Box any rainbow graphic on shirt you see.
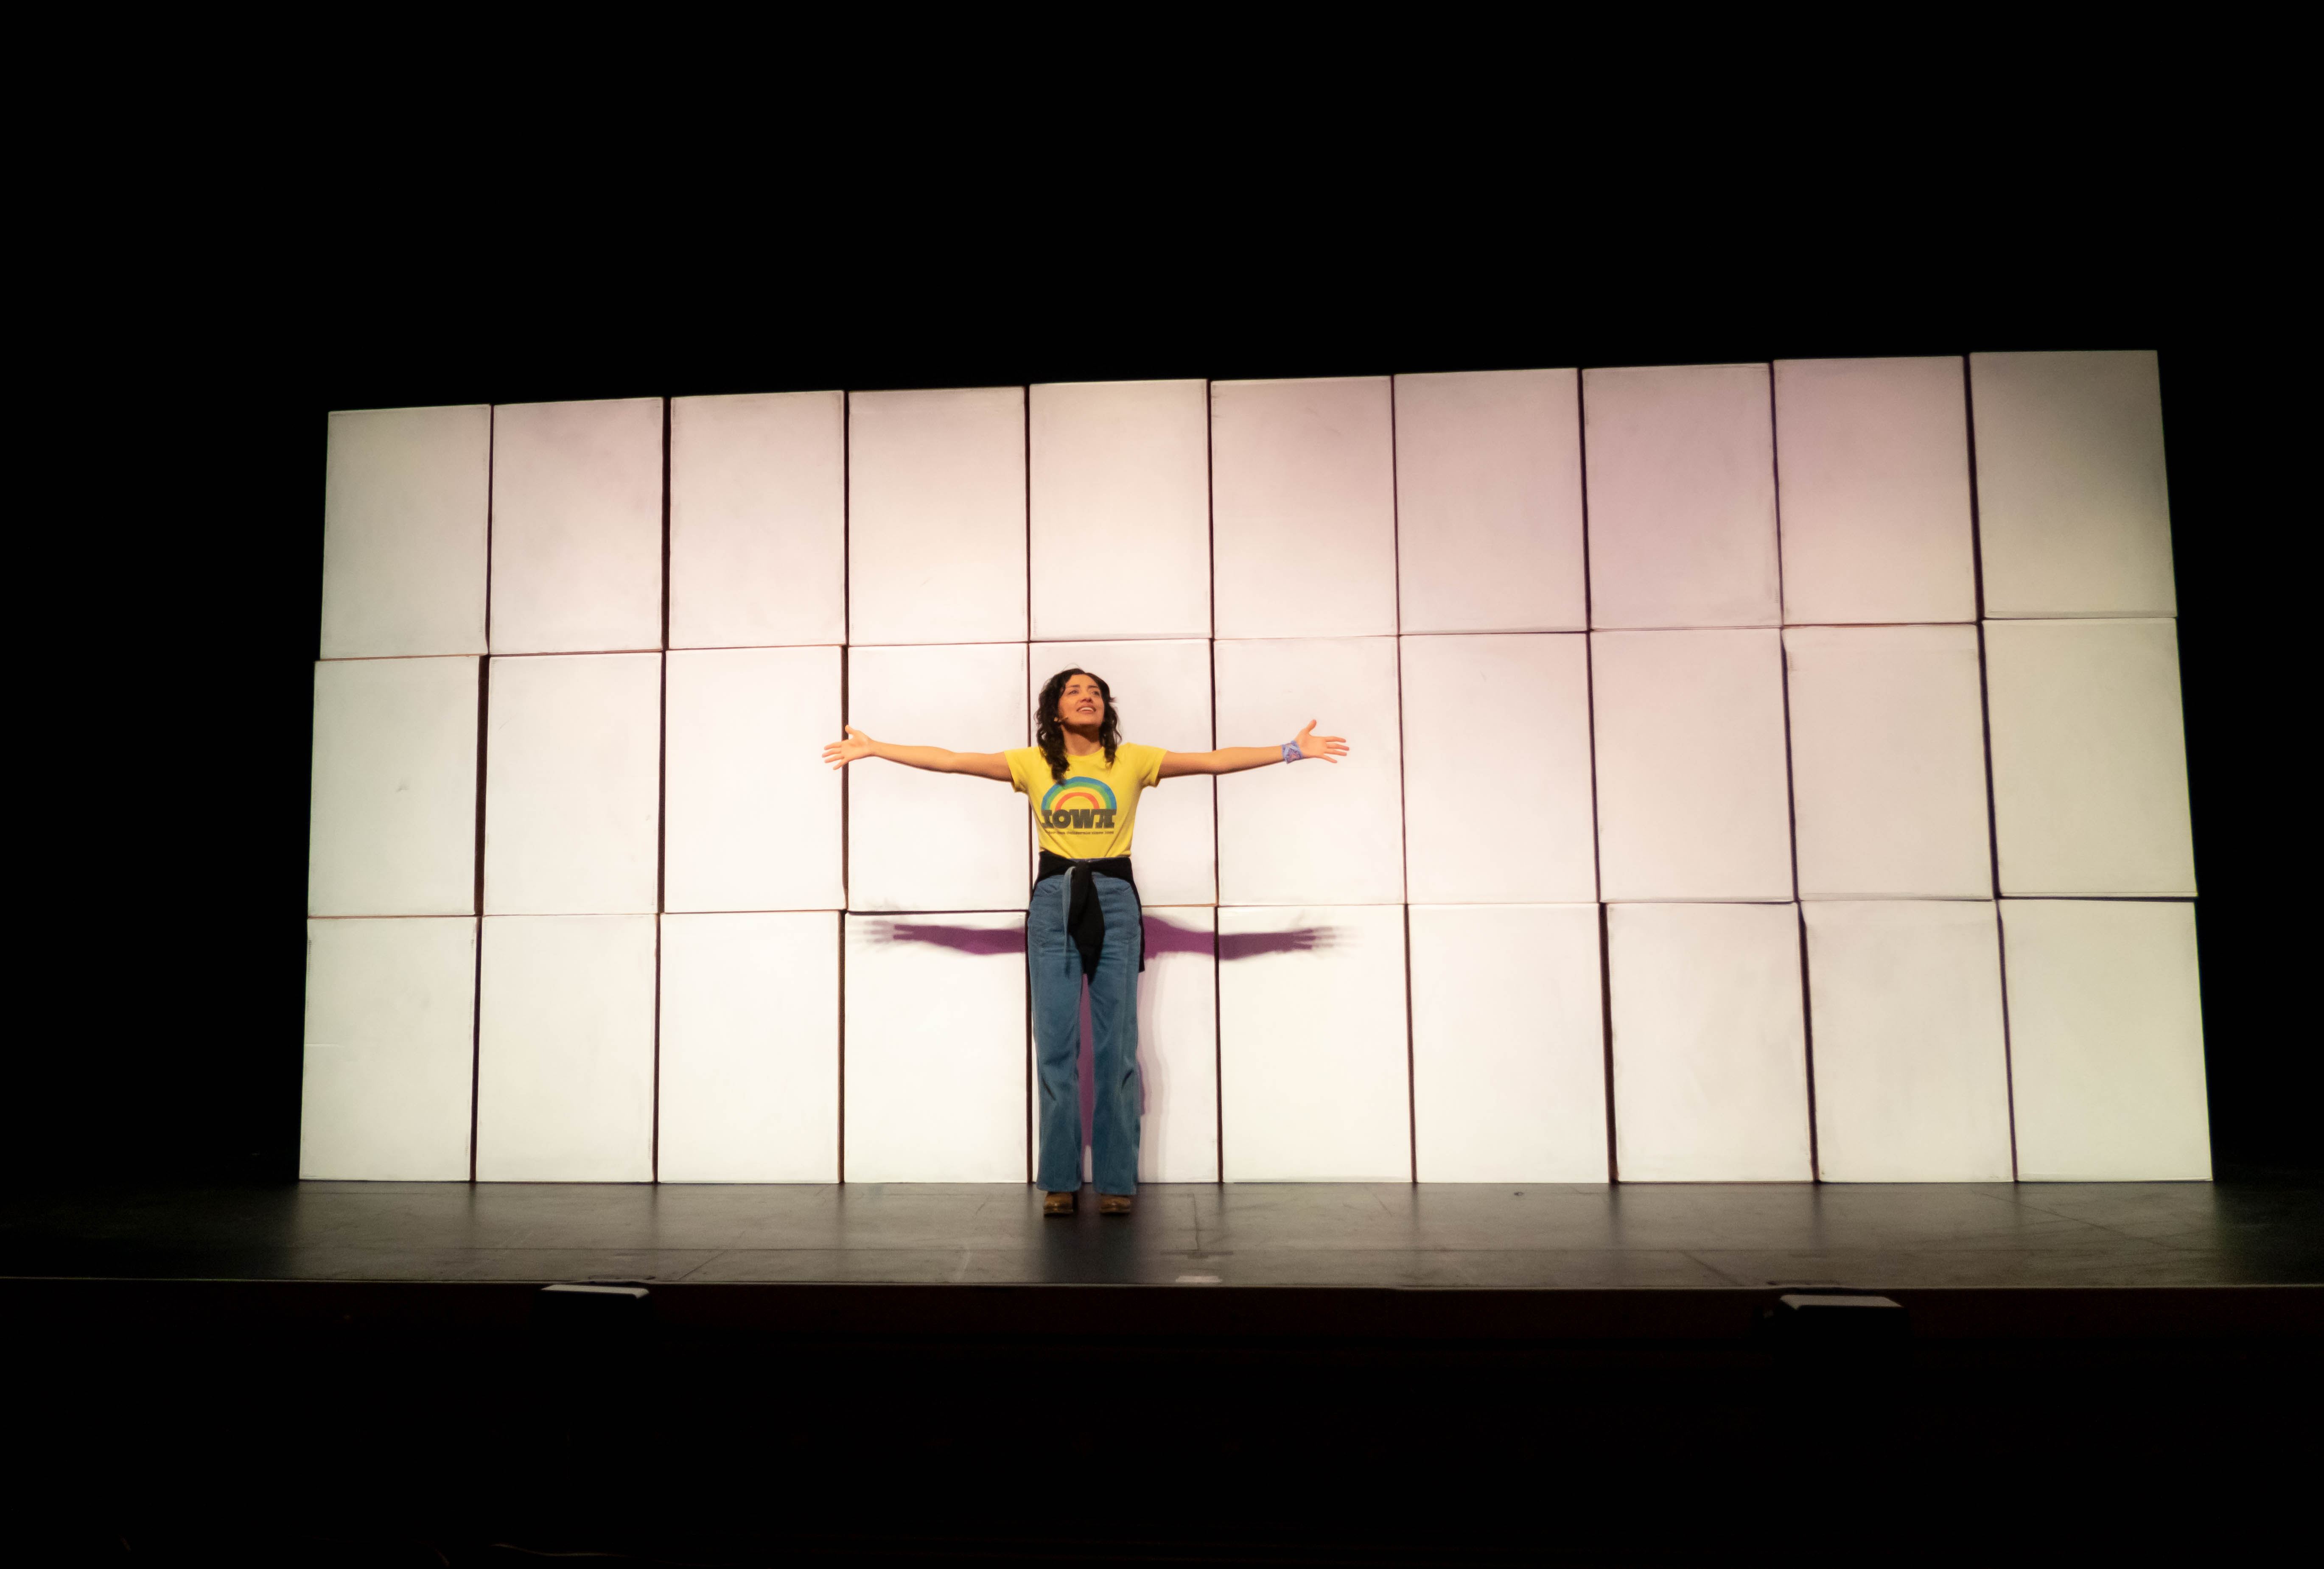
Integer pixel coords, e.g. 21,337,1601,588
1039,777,1119,831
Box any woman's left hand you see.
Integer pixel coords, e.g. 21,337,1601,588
1293,719,1348,762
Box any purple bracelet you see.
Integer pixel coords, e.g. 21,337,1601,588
1281,741,1303,764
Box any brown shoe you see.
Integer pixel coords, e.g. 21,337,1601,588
1098,1194,1133,1216
1042,1190,1077,1217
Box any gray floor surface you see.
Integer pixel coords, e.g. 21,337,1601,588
6,1177,2320,1288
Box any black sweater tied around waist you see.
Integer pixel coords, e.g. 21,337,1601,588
1036,850,1144,979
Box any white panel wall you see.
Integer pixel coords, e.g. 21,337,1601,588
1218,905,1410,1181
1210,377,1397,639
848,386,1026,646
1608,902,1812,1181
1400,634,1596,903
848,642,1028,912
1786,625,1992,900
1139,909,1219,1183
658,912,839,1182
1214,637,1404,905
1591,629,1793,902
1394,369,1586,633
1972,350,2175,618
1410,904,1606,1182
1772,357,1975,625
665,646,842,912
308,655,478,917
482,653,662,915
320,405,490,659
317,360,2198,1190
489,398,664,655
1028,639,1213,906
300,917,477,1180
475,914,657,1181
1583,364,1780,629
1804,901,2013,1181
843,913,1027,1182
1029,380,1210,641
669,390,845,649
1985,618,2195,896
2003,899,2209,1180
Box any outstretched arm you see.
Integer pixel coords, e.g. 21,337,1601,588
822,727,1013,782
1159,719,1349,779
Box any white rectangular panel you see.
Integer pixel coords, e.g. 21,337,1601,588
320,405,490,659
843,912,1027,1182
1394,369,1586,633
488,398,664,655
1786,625,1991,899
1218,905,1409,1181
665,646,843,912
300,917,476,1180
1804,901,2013,1181
309,655,479,917
475,914,656,1181
1027,640,1213,906
1410,904,1606,1182
1590,629,1792,902
1140,909,1219,1183
1214,637,1404,905
658,912,839,1182
1210,377,1397,638
847,386,1026,646
1985,618,2194,896
847,643,1028,912
1773,357,1975,625
1608,902,1812,1181
1029,380,1210,641
1583,363,1780,629
482,652,662,915
2002,899,2209,1180
1971,350,2175,618
1400,634,1596,903
669,390,844,649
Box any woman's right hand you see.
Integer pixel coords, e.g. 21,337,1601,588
822,727,878,770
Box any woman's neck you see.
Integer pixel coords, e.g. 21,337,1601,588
1061,723,1104,757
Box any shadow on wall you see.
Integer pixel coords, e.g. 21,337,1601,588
866,913,1340,1152
860,915,1339,959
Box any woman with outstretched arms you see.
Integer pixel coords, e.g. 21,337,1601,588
824,667,1348,1215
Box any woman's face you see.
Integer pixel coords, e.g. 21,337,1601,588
1057,674,1106,727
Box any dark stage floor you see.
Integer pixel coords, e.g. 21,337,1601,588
10,1177,2322,1563
7,1176,2321,1289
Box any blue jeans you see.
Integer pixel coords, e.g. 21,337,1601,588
1029,869,1142,1195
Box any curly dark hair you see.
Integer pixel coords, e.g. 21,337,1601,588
1035,668,1120,784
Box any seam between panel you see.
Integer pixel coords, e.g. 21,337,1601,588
1770,365,1820,1183
1578,369,1618,1184
1964,355,2022,1183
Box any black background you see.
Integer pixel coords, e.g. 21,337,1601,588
26,189,2302,1186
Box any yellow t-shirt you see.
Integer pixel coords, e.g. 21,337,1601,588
1006,742,1167,861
